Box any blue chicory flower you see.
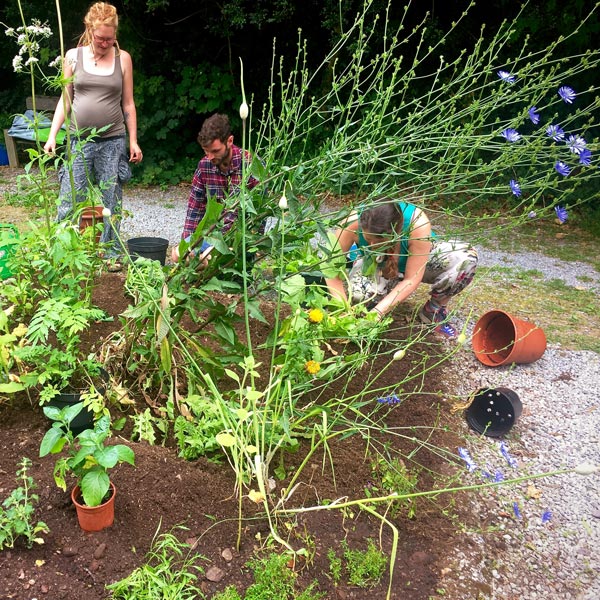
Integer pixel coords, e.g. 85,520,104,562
541,510,552,524
566,134,587,155
494,470,504,482
579,148,592,166
558,85,576,104
513,502,522,519
458,447,477,472
499,441,518,468
554,205,568,224
376,394,401,404
527,211,537,219
554,161,571,177
501,128,521,142
509,179,522,197
546,124,565,141
497,70,516,83
528,106,540,125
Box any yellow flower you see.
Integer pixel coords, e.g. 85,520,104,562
305,360,321,375
307,308,324,324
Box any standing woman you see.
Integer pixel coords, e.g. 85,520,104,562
325,200,478,338
44,2,142,268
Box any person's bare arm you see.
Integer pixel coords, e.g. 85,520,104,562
44,49,75,154
120,50,142,163
324,214,360,303
372,208,432,317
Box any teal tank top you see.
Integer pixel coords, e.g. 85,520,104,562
356,202,434,274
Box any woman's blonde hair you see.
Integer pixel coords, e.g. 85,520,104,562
78,2,120,53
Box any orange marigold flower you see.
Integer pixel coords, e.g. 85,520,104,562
307,308,324,324
305,360,321,375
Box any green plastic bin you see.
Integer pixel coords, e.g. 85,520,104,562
0,224,19,280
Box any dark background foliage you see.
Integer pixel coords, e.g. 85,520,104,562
1,0,598,184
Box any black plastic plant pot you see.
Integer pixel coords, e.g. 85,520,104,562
465,387,523,437
127,237,169,265
46,369,109,436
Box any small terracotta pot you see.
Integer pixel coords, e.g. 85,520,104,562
79,206,105,243
71,481,115,532
466,387,523,437
472,310,546,366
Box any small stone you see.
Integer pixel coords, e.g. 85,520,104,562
93,542,107,559
62,546,78,557
89,559,101,573
205,566,225,582
440,567,452,576
591,509,600,519
41,585,49,594
221,548,233,562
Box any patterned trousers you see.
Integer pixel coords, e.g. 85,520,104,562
57,136,131,257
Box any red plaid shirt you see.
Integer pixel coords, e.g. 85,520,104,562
182,144,260,240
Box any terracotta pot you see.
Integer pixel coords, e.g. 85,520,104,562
465,387,523,437
71,481,115,532
79,206,105,243
472,310,546,366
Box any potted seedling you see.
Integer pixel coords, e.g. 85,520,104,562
39,402,135,532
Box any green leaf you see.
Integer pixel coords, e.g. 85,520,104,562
0,381,25,393
39,426,67,457
80,470,110,507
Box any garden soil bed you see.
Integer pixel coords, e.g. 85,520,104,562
0,270,484,600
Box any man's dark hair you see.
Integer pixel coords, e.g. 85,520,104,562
197,113,231,146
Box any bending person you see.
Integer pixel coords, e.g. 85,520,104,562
44,1,142,269
325,199,478,338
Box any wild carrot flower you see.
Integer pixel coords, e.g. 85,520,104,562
501,128,521,142
509,179,521,197
554,161,571,177
305,360,321,375
497,70,515,83
499,441,518,468
566,135,587,155
458,447,477,472
579,148,592,166
307,308,324,324
546,124,565,141
558,85,576,104
528,106,540,124
554,205,568,224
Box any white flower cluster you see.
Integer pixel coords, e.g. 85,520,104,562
5,19,52,73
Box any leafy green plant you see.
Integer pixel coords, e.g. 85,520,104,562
342,538,387,588
0,457,48,550
367,454,419,518
242,552,324,600
39,402,135,507
106,525,205,599
327,548,342,585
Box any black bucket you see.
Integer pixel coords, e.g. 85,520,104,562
465,387,523,437
127,237,169,265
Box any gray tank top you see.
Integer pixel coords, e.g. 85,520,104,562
70,46,125,138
